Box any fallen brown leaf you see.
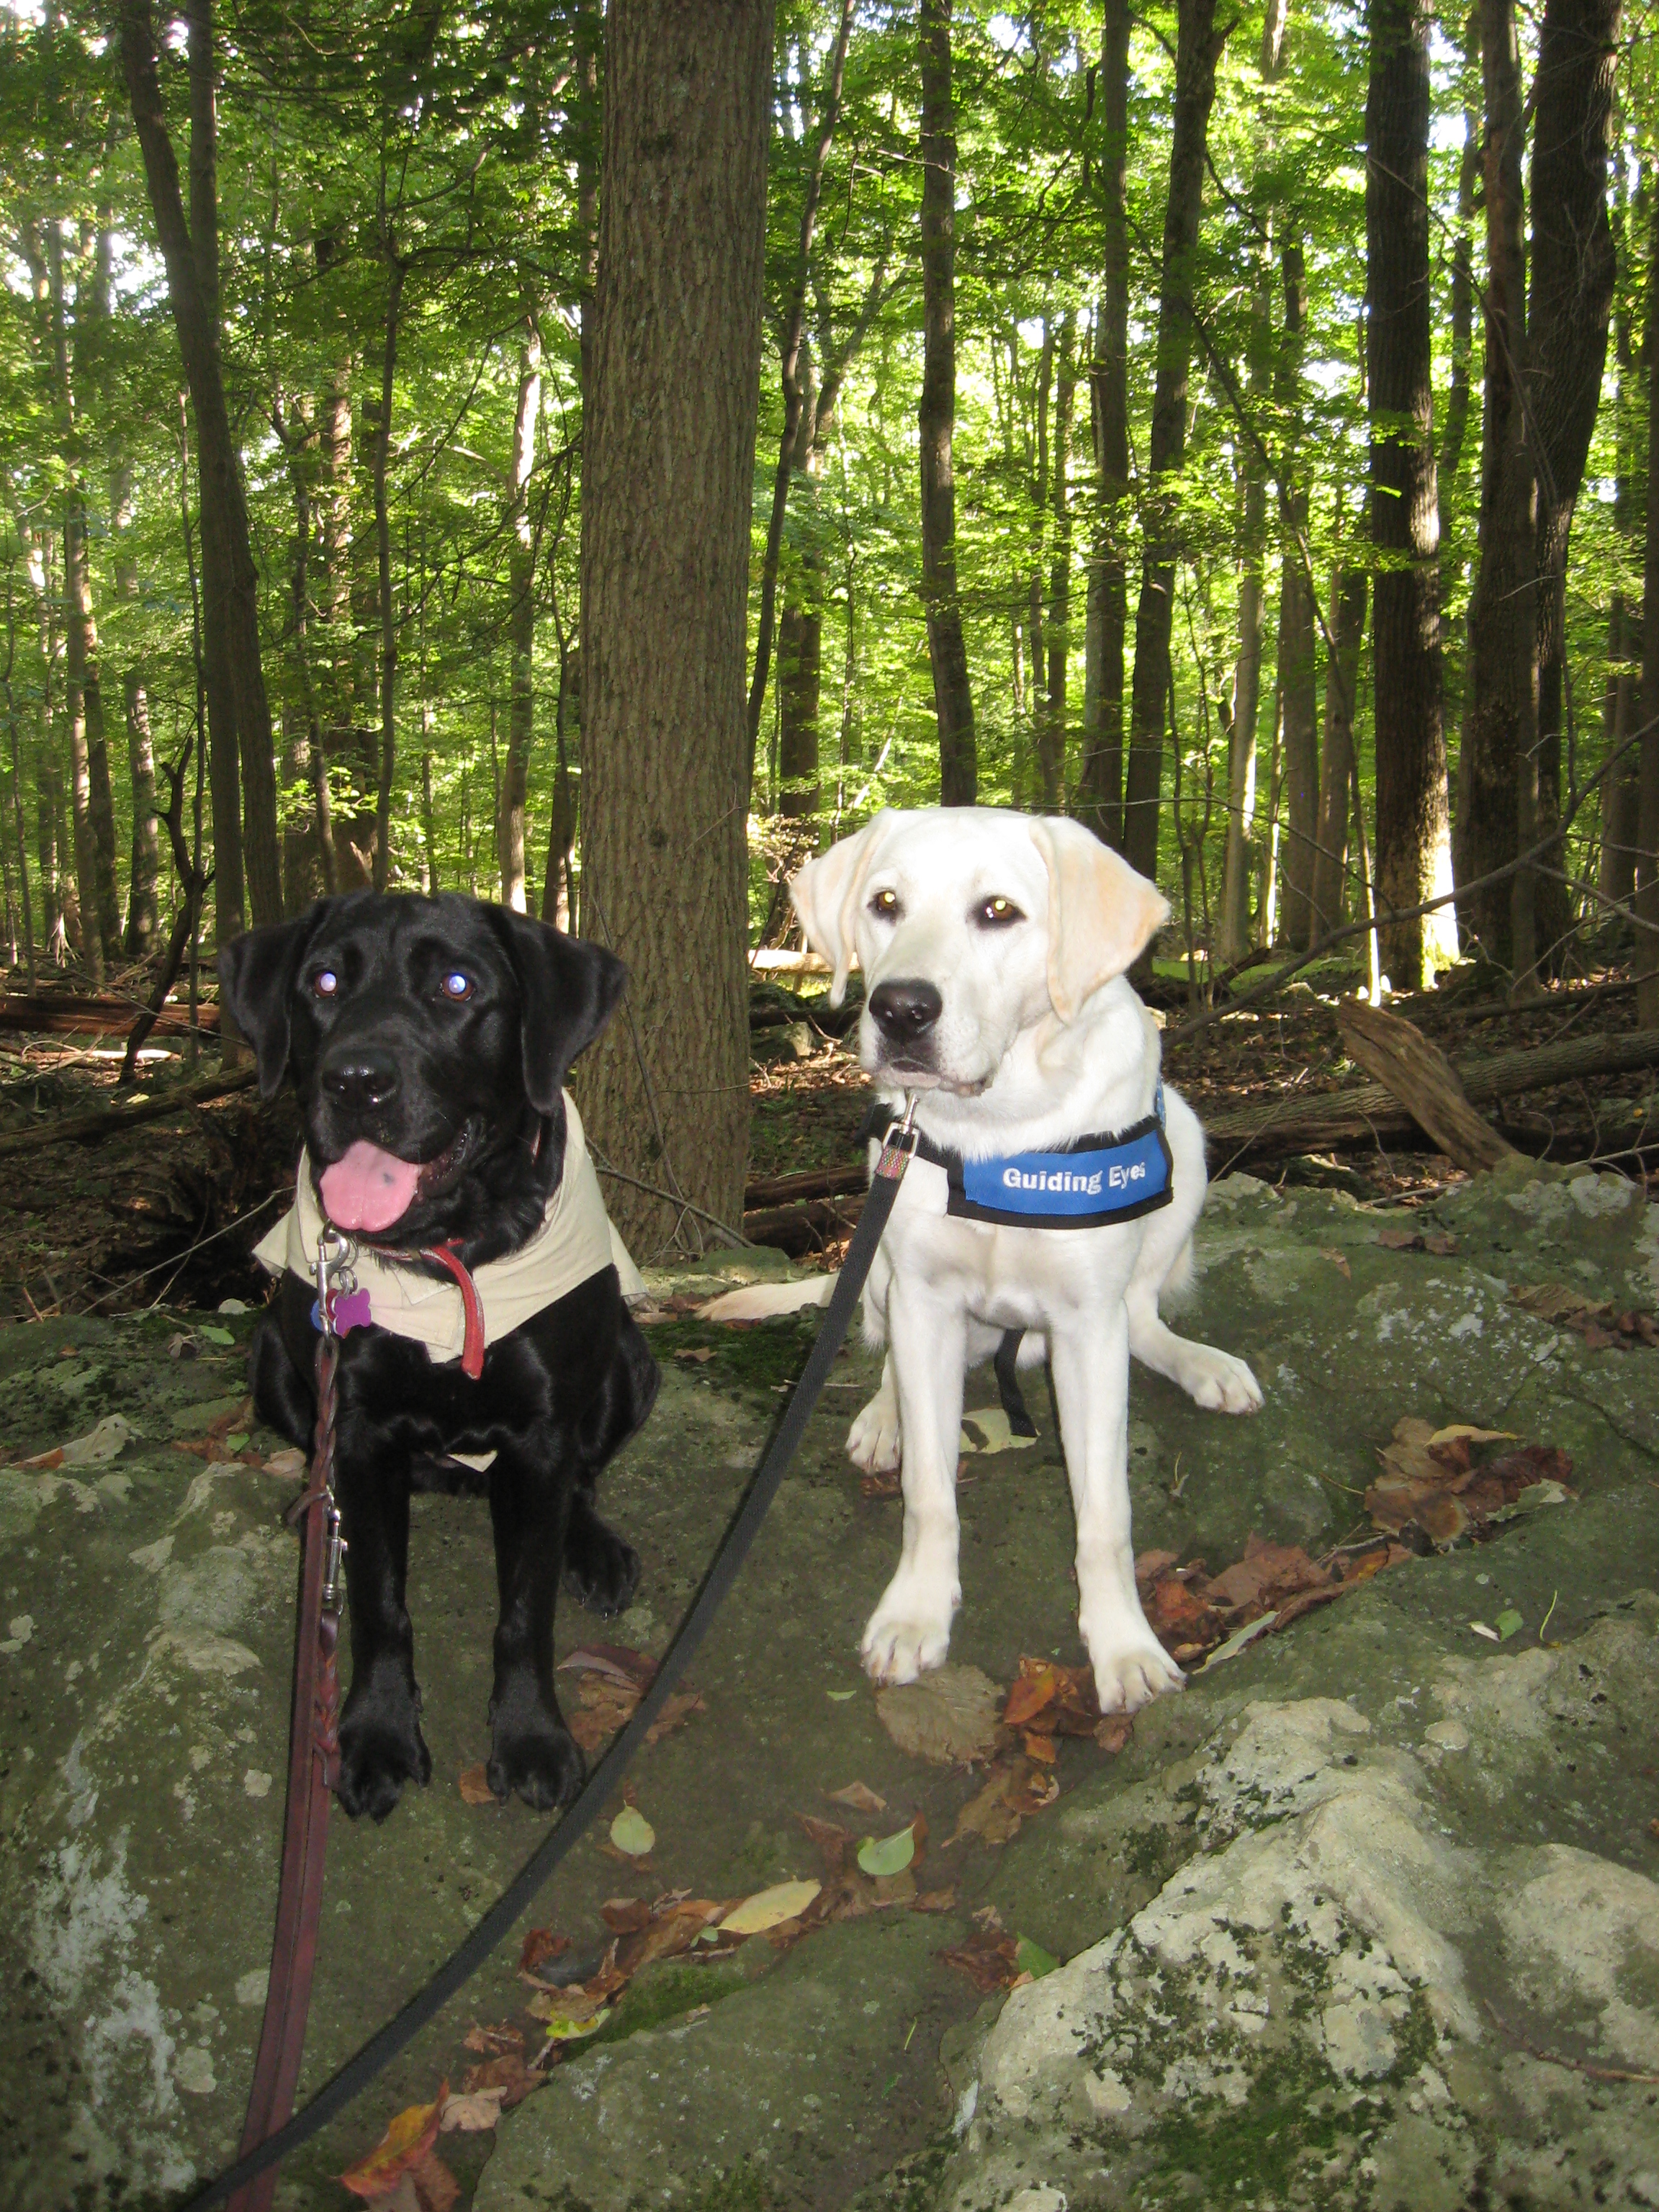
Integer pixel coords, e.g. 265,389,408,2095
912,1887,957,1914
459,2054,541,2109
644,1689,706,1745
457,1763,497,1807
339,2085,446,2199
876,1664,1003,1764
408,2151,460,2212
827,1780,886,1815
462,2022,523,2056
1318,1246,1352,1279
1094,1714,1134,1754
518,1928,571,1981
940,1927,1022,1993
796,1812,853,1875
439,2089,506,2134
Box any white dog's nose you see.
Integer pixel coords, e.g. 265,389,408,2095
868,979,943,1048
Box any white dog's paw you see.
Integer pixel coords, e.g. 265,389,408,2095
847,1393,902,1473
1087,1631,1186,1715
1177,1344,1263,1416
860,1577,956,1684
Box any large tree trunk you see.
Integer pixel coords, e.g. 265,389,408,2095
1457,0,1537,974
44,223,117,981
746,0,855,781
1274,242,1319,949
1637,178,1659,1028
1599,164,1640,906
1527,0,1620,961
918,0,976,804
1218,0,1287,959
121,0,284,949
499,318,541,910
1437,15,1480,750
1123,0,1227,886
1367,0,1456,988
1310,554,1367,939
1039,312,1075,813
369,257,405,893
577,0,770,1252
1079,0,1131,852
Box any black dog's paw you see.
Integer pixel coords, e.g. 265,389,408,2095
487,1702,585,1813
563,1496,641,1617
336,1686,432,1823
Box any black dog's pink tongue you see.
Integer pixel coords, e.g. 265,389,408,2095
318,1142,422,1233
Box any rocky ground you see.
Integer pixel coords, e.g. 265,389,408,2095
5,1155,1659,2211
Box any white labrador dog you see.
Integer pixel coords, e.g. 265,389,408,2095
724,806,1261,1715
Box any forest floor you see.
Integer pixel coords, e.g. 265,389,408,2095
2,960,1658,2211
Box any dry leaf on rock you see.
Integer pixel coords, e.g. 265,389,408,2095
462,2021,523,2056
339,2085,446,2198
518,1930,571,1982
1318,1246,1352,1279
876,1664,1003,1764
1002,1657,1099,1737
600,1897,652,1936
1365,1417,1573,1550
720,1879,822,1936
912,1886,957,1914
557,1643,657,1690
263,1447,306,1479
946,1755,1055,1848
940,1927,1022,1993
1094,1714,1134,1753
567,1675,640,1753
457,1763,496,1807
439,2088,506,2134
459,2054,541,2108
860,1466,902,1500
644,1690,705,1745
827,1780,886,1815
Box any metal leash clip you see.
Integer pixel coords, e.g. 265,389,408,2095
875,1092,920,1182
313,1228,358,1340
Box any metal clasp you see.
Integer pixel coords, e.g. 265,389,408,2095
321,1503,348,1612
875,1093,920,1182
314,1226,357,1340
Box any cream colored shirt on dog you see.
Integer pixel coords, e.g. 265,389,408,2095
253,1091,644,1367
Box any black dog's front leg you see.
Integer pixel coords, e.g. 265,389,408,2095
333,1417,431,1822
486,1445,585,1812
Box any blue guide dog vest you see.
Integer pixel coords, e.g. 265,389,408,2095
867,1087,1175,1442
871,1083,1174,1231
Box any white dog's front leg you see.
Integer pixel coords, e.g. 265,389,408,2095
860,1292,966,1685
1048,1317,1184,1714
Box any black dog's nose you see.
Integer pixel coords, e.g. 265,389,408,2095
320,1046,401,1113
868,979,943,1047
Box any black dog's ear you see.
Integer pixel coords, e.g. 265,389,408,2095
486,908,626,1112
217,907,327,1101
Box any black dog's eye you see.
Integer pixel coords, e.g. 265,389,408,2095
868,888,900,920
440,971,475,1002
974,896,1024,930
312,968,340,999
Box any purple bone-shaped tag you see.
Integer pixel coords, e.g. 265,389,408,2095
331,1287,374,1336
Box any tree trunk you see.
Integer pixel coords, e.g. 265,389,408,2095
499,318,541,911
1274,242,1320,949
1310,556,1367,940
121,0,287,947
1123,0,1228,886
746,0,855,778
1079,0,1131,851
1437,7,1480,739
1457,0,1537,974
1218,0,1287,958
370,257,405,894
1367,0,1456,988
1636,176,1659,1028
918,0,976,804
577,0,771,1251
1527,0,1620,962
44,223,114,981
1599,163,1640,907
1039,312,1074,813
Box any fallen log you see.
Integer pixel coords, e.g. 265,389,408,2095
0,992,219,1038
742,1190,865,1254
1336,1000,1519,1172
0,1066,255,1159
742,1161,868,1210
1200,1025,1659,1164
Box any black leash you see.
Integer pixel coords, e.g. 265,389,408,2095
180,1102,917,2209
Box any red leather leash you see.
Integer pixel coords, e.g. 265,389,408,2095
228,1244,350,2212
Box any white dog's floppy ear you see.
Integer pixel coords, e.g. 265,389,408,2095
1030,816,1169,1021
790,811,889,1006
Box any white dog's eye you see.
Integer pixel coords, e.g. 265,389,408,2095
868,888,900,920
974,896,1024,930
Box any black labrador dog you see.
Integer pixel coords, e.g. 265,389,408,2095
220,891,657,1823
